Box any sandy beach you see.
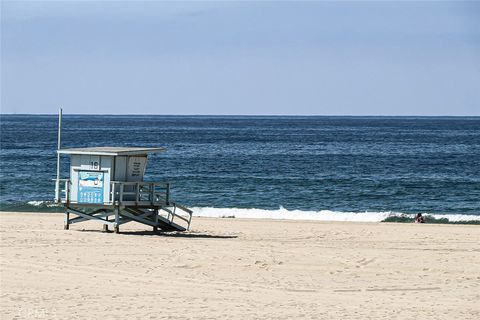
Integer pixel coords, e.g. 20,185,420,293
1,212,479,319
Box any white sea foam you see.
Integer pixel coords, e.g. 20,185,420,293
26,200,59,208
20,202,480,222
191,206,480,223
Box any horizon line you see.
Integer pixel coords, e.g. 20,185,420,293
1,113,480,117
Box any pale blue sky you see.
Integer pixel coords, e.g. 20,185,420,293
1,0,479,115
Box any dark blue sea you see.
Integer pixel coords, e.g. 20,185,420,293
1,115,479,223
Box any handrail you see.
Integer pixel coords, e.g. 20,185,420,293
109,180,170,186
174,202,193,214
55,179,173,208
109,181,170,206
53,178,71,204
158,201,193,230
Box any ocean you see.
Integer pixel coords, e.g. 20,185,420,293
1,115,479,223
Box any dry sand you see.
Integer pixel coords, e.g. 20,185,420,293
1,212,479,320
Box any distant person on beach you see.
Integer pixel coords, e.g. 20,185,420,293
414,213,425,223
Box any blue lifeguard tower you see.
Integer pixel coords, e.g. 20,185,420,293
53,111,192,233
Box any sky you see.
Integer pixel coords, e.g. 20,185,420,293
1,0,479,115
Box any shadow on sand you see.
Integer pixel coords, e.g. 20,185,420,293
77,229,238,239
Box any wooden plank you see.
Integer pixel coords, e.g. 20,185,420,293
156,215,186,231
119,210,157,227
67,208,115,227
69,211,111,224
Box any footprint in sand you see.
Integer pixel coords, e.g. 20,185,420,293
254,260,269,268
355,258,376,268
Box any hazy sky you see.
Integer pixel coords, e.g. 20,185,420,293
1,0,479,115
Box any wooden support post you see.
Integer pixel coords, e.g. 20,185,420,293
104,210,110,232
64,210,70,230
153,209,158,233
114,207,120,233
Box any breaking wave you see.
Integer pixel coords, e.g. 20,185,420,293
0,201,63,212
1,202,479,224
190,206,480,224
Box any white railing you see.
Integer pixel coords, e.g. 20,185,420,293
158,202,194,230
54,179,71,204
55,179,170,206
109,181,170,206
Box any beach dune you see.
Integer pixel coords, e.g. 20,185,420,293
1,212,479,319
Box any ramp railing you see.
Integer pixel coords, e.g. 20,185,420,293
157,202,193,230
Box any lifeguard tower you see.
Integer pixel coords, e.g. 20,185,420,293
53,111,192,233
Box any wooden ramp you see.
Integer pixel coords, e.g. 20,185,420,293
125,203,192,232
